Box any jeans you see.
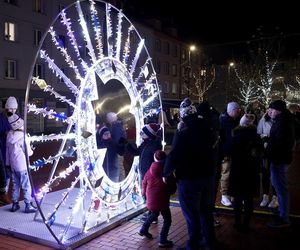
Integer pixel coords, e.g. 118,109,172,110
178,178,215,250
11,170,32,203
270,163,289,222
141,209,172,242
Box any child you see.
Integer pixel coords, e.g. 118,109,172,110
138,150,176,248
6,114,37,213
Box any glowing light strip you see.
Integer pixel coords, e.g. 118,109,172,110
122,25,133,66
129,39,144,75
28,133,76,143
106,3,113,57
115,9,123,60
31,78,76,108
49,27,83,81
60,9,89,71
76,1,97,64
89,0,104,59
40,50,79,95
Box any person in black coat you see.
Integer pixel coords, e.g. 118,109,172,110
163,98,215,250
266,100,295,228
228,114,263,232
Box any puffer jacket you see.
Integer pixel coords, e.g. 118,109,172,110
142,161,176,212
6,130,33,172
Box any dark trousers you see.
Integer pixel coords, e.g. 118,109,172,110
178,179,215,250
233,195,253,227
141,208,172,242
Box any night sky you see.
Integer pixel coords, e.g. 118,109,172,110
123,0,300,63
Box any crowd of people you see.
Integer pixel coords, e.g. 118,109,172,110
135,98,298,250
0,95,299,249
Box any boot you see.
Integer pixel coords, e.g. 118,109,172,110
25,202,37,213
11,202,20,212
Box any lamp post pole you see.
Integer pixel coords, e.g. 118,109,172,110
227,62,235,102
186,45,196,97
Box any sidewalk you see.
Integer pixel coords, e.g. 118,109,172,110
0,203,299,250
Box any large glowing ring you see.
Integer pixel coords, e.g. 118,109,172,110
24,0,163,244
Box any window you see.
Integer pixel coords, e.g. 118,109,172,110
172,44,178,57
164,42,170,55
34,29,42,46
172,83,177,94
5,0,18,5
164,81,170,93
155,39,161,52
182,49,186,60
33,64,44,78
33,0,43,13
171,64,177,76
155,59,161,74
164,62,170,75
5,60,17,79
4,22,16,41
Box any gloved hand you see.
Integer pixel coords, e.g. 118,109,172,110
118,137,128,145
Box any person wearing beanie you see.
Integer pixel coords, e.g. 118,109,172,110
179,97,197,120
138,150,176,248
266,99,295,228
5,114,37,213
142,123,160,140
105,112,126,182
96,125,124,182
219,101,241,207
163,97,216,250
5,96,18,114
227,113,263,232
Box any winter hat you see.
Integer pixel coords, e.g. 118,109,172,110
106,112,118,123
8,114,24,130
269,100,287,112
239,114,255,127
5,96,18,109
227,102,240,114
179,98,197,118
154,150,166,162
98,126,110,139
142,123,160,139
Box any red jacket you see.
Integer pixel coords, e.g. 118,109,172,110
142,161,177,212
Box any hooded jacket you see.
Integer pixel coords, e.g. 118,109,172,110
142,161,176,212
6,130,33,172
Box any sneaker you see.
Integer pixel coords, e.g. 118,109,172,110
138,230,153,239
267,217,290,228
11,202,20,212
152,219,158,224
221,195,232,206
25,203,37,213
260,194,269,207
159,240,173,248
268,195,279,208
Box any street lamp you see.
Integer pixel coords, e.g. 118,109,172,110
185,45,196,97
227,62,235,102
188,45,196,65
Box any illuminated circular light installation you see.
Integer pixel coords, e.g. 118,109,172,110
24,0,163,244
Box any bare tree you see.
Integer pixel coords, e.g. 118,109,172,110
191,66,216,102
